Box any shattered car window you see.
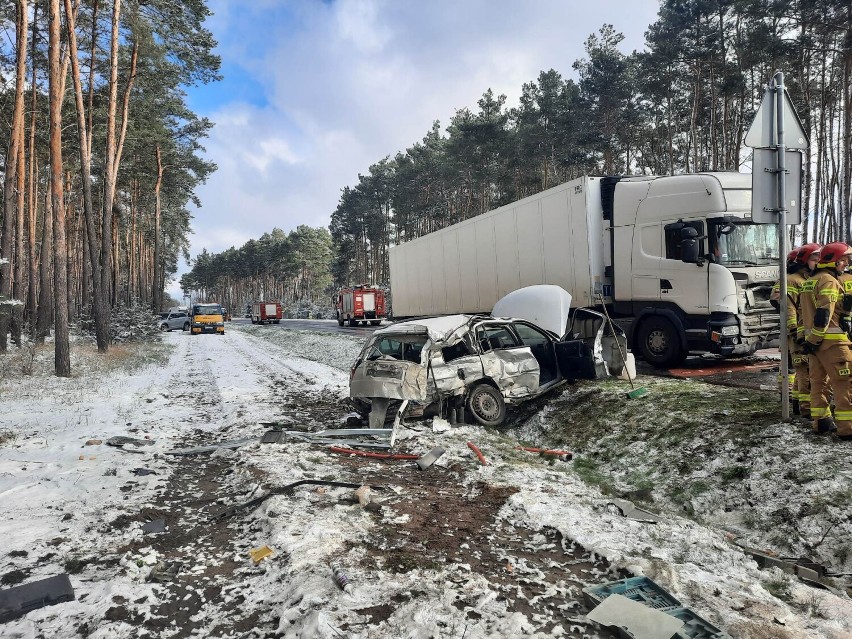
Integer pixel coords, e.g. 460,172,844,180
365,336,427,363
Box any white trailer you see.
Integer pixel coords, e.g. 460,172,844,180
389,173,781,367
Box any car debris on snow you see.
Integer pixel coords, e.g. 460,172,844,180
415,446,445,470
607,498,662,524
0,574,75,623
141,518,166,535
249,545,274,565
105,436,154,448
586,593,684,639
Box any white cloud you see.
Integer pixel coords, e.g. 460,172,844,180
174,0,661,298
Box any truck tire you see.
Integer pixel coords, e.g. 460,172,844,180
370,320,381,326
337,313,344,327
273,320,280,324
348,317,357,327
635,316,686,368
467,383,506,427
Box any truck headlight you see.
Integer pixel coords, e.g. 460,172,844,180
721,325,739,336
216,322,225,326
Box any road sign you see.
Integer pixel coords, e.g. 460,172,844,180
751,149,802,224
744,87,808,150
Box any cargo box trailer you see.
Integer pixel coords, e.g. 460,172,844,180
388,173,781,367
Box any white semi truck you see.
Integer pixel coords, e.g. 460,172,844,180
388,172,781,367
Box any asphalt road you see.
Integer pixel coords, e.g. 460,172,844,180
228,316,385,338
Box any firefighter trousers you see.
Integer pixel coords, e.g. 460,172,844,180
809,341,852,436
789,337,811,418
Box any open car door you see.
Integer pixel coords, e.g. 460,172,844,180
555,308,629,380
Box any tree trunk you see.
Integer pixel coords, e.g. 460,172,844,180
152,145,164,313
0,0,28,352
64,0,109,352
26,3,39,336
36,190,54,345
49,0,71,376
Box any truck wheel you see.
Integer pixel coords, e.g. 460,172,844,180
635,316,686,368
348,317,357,327
370,320,381,326
273,320,280,324
182,322,190,331
337,313,344,327
467,383,506,427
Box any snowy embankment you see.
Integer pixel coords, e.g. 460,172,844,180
0,322,850,638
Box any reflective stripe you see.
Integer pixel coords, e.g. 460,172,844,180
810,407,830,417
845,280,852,293
801,280,817,292
822,333,848,340
834,410,852,420
811,328,826,336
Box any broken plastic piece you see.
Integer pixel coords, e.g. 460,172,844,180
608,498,661,524
106,436,154,448
131,468,156,476
142,519,166,535
587,593,684,639
0,574,75,624
261,430,284,444
166,438,256,456
148,561,181,583
467,441,488,466
354,486,371,507
416,446,445,470
249,546,274,565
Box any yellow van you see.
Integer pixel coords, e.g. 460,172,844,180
191,303,225,335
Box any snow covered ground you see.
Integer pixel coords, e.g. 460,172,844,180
1,322,851,638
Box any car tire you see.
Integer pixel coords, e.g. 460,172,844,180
183,322,190,331
273,320,280,324
466,383,506,427
635,316,686,368
159,323,168,332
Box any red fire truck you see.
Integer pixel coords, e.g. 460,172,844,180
251,301,282,324
335,286,386,327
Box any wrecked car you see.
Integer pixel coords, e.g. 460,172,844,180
349,285,629,427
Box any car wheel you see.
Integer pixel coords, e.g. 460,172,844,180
635,316,686,368
466,383,506,427
159,323,168,332
183,322,190,331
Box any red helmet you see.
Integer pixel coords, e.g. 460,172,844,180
818,242,852,265
796,243,822,264
787,248,799,263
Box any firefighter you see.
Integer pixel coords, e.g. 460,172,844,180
803,242,852,439
787,244,822,419
771,248,802,412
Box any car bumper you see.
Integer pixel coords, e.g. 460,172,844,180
192,324,225,334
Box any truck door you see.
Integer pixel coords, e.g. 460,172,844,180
631,222,662,301
660,220,708,312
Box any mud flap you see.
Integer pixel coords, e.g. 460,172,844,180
554,340,598,380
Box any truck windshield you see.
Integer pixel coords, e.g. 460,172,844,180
710,222,778,266
193,305,222,315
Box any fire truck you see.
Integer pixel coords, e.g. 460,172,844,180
335,286,386,327
251,301,282,324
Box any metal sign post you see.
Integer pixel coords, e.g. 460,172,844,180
775,71,789,422
745,70,809,422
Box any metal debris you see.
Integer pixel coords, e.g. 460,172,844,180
141,519,166,535
416,446,445,470
608,498,662,524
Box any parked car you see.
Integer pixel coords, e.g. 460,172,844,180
159,311,190,332
349,285,629,427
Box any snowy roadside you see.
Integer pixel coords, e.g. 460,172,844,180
1,324,851,638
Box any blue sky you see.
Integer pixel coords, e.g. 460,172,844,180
170,0,662,297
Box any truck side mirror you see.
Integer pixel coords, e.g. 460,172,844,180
680,227,700,264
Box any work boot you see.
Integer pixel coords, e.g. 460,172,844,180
792,399,801,416
815,417,836,434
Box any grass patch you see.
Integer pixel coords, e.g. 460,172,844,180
572,456,615,495
0,428,15,447
763,573,793,602
719,465,750,482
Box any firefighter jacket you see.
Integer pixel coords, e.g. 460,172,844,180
805,268,851,347
774,270,809,337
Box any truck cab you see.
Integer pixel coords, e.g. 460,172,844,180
609,173,779,366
